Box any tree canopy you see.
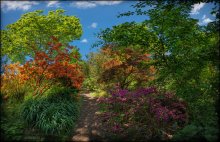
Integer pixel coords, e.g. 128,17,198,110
94,1,219,141
1,9,82,63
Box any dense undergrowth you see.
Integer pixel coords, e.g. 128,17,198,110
1,86,82,141
1,36,84,141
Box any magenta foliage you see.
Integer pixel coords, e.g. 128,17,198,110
131,87,157,97
110,86,157,98
149,96,187,123
97,86,188,134
112,123,122,132
112,88,129,97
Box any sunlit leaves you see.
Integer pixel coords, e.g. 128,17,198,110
1,9,82,63
96,22,157,52
2,37,84,97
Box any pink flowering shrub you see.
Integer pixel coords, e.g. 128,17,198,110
149,93,187,124
97,86,188,140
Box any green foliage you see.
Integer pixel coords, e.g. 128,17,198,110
21,98,49,126
1,0,219,141
21,87,80,136
2,85,27,103
35,101,79,135
46,86,79,102
89,89,108,98
82,51,110,91
172,124,203,141
1,85,81,141
1,117,25,141
173,123,219,142
82,77,99,91
1,102,25,141
96,22,156,50
95,1,219,141
1,9,82,63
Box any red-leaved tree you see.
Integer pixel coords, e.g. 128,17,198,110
99,45,155,89
19,36,84,96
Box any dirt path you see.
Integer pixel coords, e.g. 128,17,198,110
72,93,107,142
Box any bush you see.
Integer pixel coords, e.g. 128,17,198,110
82,77,98,91
46,86,79,102
97,86,188,141
21,93,80,136
1,63,29,102
37,101,79,134
172,122,219,141
21,98,50,126
1,75,28,103
1,102,25,141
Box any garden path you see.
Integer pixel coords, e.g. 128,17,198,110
72,93,107,142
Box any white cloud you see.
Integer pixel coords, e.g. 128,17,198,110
71,1,122,9
190,2,205,15
199,14,213,25
90,22,98,28
1,1,39,11
203,18,213,24
95,1,122,6
47,1,60,7
81,38,88,43
71,1,96,9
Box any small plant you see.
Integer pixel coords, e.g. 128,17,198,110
21,87,81,137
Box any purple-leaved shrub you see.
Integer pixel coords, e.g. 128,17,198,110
97,86,188,140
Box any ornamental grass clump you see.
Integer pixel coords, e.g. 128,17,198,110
21,88,80,136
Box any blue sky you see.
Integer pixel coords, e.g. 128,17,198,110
1,1,217,60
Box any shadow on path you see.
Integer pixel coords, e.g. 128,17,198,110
72,93,107,142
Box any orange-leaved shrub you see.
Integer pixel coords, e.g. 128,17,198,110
1,62,28,100
1,37,84,97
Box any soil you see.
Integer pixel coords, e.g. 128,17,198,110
71,93,108,142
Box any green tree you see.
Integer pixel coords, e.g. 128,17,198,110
96,22,157,52
97,1,219,140
82,51,110,91
1,9,82,63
